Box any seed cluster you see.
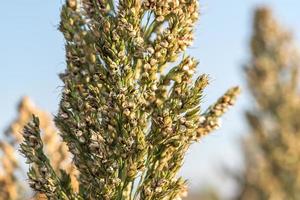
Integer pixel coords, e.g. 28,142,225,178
21,0,239,199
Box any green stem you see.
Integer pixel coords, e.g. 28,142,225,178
133,150,153,200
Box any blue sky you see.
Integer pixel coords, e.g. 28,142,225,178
1,0,300,198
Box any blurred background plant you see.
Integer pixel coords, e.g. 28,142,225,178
235,7,300,200
184,188,220,200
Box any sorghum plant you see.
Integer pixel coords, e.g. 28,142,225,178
0,97,77,200
236,7,300,200
20,0,239,199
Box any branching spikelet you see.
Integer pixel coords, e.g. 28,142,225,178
21,1,240,199
197,87,240,137
20,116,76,199
5,96,71,172
236,7,300,200
0,97,78,200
